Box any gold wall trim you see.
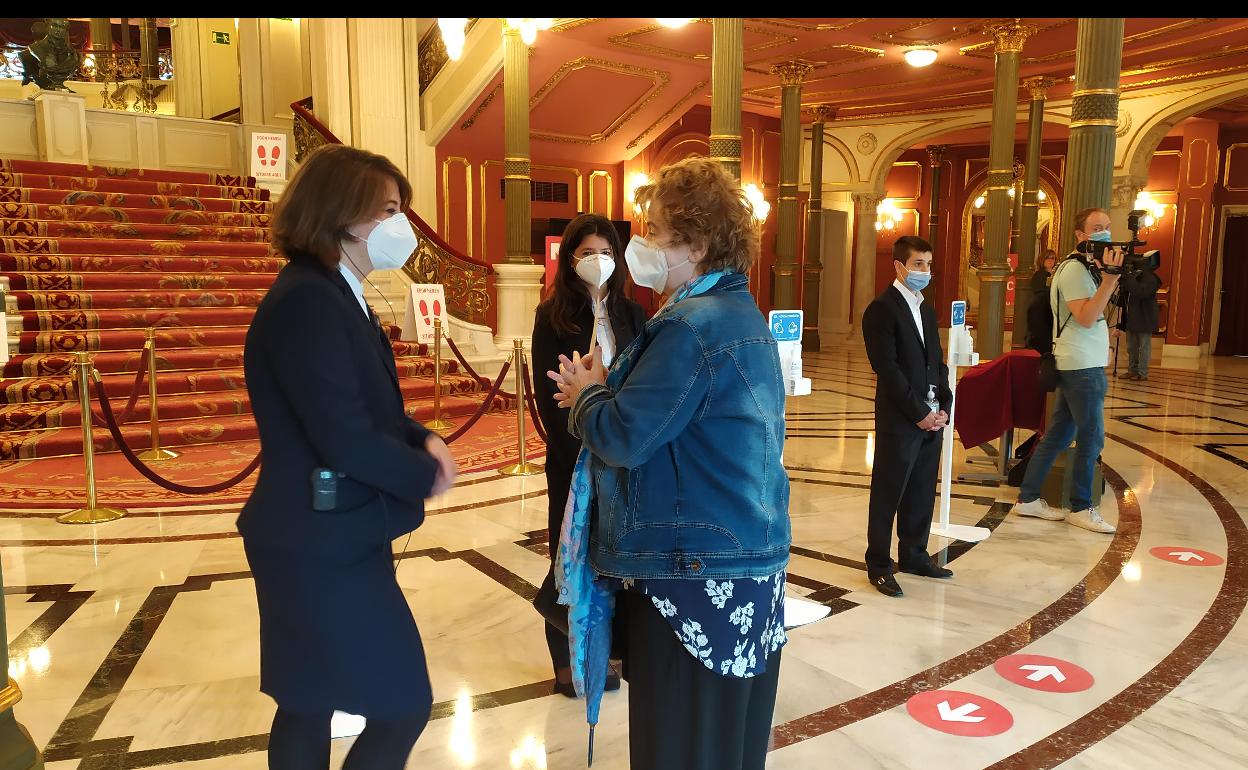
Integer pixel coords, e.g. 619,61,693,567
480,160,585,260
529,57,671,145
627,80,708,150
1069,119,1119,128
888,161,924,199
588,170,614,216
441,157,473,257
1186,137,1212,190
1223,143,1248,191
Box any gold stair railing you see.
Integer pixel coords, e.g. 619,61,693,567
290,97,493,326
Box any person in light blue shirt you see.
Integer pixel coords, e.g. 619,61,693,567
1013,207,1124,534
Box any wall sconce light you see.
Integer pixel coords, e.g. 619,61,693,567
657,18,697,28
973,195,986,209
506,18,552,45
875,198,905,231
438,18,469,61
1038,189,1047,201
743,183,770,223
1134,191,1167,228
904,48,938,68
626,171,651,215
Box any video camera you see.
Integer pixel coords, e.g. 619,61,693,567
1075,209,1161,275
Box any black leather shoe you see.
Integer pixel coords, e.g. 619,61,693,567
605,672,621,692
869,573,904,597
554,679,577,698
899,561,954,579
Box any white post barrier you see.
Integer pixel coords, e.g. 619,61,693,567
932,300,990,543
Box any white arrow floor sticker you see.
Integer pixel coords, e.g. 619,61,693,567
1020,664,1067,683
937,700,986,723
1170,551,1205,562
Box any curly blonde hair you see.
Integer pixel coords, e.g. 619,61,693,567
634,157,761,274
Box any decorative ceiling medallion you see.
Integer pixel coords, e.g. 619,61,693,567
608,19,796,61
529,57,671,145
856,133,878,155
1116,109,1132,137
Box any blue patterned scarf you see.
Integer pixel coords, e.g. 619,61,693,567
554,270,731,761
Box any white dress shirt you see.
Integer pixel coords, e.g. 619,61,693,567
338,263,370,319
591,294,617,367
891,279,925,345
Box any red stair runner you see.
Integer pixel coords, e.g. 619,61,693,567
0,160,505,460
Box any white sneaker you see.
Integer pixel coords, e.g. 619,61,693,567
1067,507,1116,534
1012,498,1067,521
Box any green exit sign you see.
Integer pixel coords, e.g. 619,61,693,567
211,31,231,45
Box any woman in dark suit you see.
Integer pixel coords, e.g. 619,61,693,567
239,144,457,770
530,213,645,696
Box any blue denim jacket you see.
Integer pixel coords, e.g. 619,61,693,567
568,272,790,580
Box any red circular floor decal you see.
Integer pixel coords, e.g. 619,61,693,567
1149,546,1224,567
906,690,1013,737
994,654,1094,693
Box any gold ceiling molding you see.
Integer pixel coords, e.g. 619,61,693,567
549,18,605,33
1118,40,1248,80
627,79,709,150
529,57,671,144
608,19,796,61
872,18,992,47
460,82,503,131
793,61,982,100
1122,62,1248,91
963,18,1214,62
747,18,869,32
744,44,883,76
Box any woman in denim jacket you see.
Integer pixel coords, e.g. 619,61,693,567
550,157,791,769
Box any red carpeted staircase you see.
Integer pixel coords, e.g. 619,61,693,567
0,159,504,461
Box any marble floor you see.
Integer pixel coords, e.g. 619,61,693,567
5,348,1247,769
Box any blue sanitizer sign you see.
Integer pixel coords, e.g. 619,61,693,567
951,301,967,328
768,310,803,342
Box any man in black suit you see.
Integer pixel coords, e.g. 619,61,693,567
861,235,954,597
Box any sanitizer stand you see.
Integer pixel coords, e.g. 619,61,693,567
931,301,991,543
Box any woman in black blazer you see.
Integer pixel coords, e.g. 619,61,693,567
239,145,457,770
530,214,646,695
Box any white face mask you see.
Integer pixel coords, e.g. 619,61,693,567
573,253,615,290
348,212,418,272
624,234,690,293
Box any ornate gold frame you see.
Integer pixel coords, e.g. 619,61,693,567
588,170,614,216
441,157,473,256
529,57,670,145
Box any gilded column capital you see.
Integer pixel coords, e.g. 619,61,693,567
852,192,884,213
985,19,1037,54
1023,75,1055,101
1111,174,1148,209
926,144,948,168
771,61,814,87
808,104,837,123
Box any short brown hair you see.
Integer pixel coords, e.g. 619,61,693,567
271,144,413,268
892,235,933,264
634,157,761,274
1074,207,1108,234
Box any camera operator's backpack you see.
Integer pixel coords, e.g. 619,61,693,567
1025,284,1054,355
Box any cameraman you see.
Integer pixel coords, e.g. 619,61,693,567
1113,266,1161,381
1012,208,1121,534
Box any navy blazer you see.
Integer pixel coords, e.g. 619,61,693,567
862,285,953,434
238,258,439,559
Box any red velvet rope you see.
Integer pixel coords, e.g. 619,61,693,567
89,348,150,427
90,371,261,494
520,361,548,444
441,332,517,398
444,360,512,445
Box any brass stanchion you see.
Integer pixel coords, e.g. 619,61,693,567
58,351,127,524
423,318,455,432
499,338,542,477
137,328,178,461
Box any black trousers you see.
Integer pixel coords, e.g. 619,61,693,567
865,427,943,574
622,590,781,770
544,456,573,673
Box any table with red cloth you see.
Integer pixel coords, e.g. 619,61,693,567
953,349,1047,450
